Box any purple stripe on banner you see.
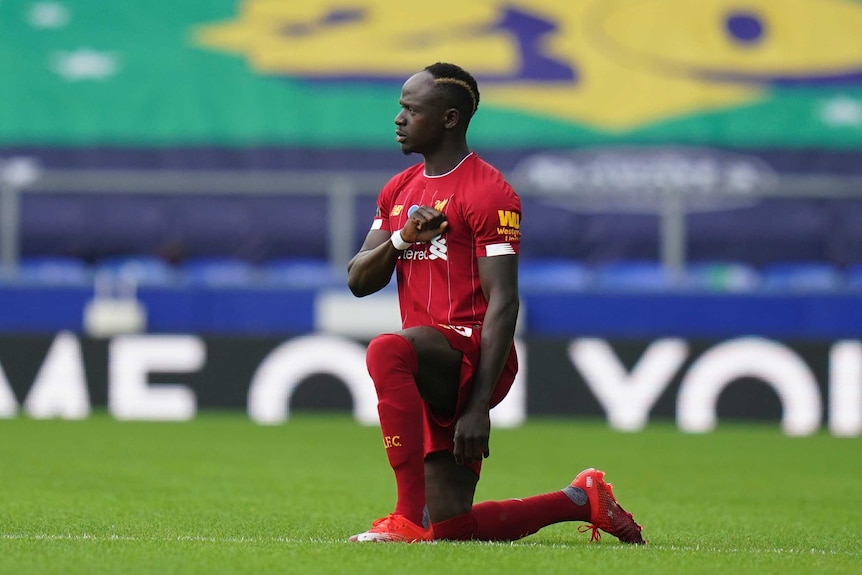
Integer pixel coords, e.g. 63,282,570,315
3,146,862,175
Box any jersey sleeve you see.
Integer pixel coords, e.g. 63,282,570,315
465,180,522,258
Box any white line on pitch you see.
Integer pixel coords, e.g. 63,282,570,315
1,533,859,557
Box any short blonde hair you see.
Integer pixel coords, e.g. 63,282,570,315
424,62,481,121
433,77,478,115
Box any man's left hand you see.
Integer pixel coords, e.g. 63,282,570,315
453,408,491,465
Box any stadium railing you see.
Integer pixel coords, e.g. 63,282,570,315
2,158,862,281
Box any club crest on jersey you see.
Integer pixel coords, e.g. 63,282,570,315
429,235,448,260
433,199,449,212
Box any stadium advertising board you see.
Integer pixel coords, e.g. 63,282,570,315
0,333,859,437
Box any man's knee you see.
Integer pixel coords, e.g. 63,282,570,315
366,333,417,382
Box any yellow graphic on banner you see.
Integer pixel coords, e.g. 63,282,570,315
195,0,862,130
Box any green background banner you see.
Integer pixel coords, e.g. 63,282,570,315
3,0,862,148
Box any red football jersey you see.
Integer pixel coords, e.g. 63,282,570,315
370,153,521,329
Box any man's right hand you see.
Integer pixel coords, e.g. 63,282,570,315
401,206,449,243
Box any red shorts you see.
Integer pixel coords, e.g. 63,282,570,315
422,324,519,476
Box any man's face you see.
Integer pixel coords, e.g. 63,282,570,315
394,72,446,155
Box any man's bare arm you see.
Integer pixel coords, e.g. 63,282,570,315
347,206,449,297
452,254,519,464
347,230,400,297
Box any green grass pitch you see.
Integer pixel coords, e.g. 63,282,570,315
0,413,859,575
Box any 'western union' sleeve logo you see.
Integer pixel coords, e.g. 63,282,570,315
497,210,520,229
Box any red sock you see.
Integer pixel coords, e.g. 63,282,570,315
366,333,425,525
433,489,591,541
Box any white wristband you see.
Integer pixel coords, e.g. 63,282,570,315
390,229,413,251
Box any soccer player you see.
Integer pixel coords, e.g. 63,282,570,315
346,62,645,544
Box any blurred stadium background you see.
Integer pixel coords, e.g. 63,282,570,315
1,0,861,437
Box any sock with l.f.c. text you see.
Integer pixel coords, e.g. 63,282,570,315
365,333,426,526
432,486,590,541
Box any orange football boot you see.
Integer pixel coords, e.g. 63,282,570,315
349,513,433,543
572,468,645,544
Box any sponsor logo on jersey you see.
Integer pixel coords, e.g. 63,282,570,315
400,234,449,261
390,205,404,216
498,210,520,229
496,210,521,241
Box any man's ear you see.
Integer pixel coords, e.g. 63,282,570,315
444,108,460,130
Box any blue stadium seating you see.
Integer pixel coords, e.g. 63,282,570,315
685,261,760,292
593,260,681,291
95,255,178,286
14,256,92,286
261,258,346,289
519,259,593,291
760,261,844,291
10,254,862,295
181,256,259,287
845,263,862,289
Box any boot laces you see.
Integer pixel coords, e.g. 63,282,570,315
578,524,601,542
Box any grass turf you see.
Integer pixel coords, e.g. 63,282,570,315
0,413,859,575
